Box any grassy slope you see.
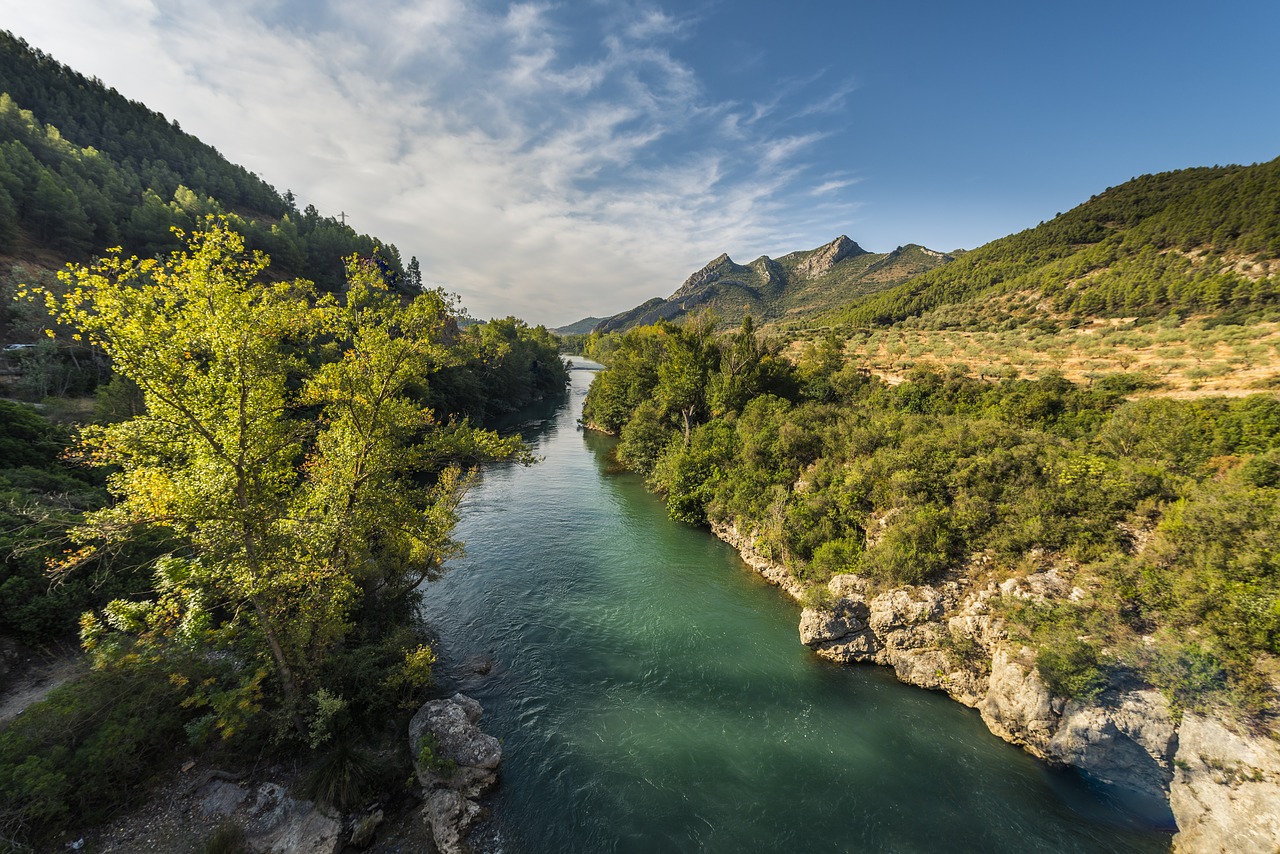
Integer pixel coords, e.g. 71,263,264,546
808,159,1280,396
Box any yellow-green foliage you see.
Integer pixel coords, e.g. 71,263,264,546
27,220,524,736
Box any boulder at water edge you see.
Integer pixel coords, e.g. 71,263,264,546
409,693,502,854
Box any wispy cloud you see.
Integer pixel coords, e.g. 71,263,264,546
0,0,859,325
791,78,859,120
811,177,860,196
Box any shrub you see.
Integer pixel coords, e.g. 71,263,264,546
1035,638,1107,701
0,665,188,847
808,538,862,581
860,505,957,585
300,739,379,812
415,732,457,778
1149,643,1227,712
204,822,249,854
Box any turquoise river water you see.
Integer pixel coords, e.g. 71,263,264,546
417,362,1172,853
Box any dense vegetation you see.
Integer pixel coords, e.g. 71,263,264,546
829,160,1280,329
0,223,567,848
0,30,415,295
585,318,1280,723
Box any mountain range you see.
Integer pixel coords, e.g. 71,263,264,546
581,236,953,334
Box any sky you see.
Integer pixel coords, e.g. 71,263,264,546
3,0,1279,327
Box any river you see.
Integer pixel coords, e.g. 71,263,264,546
418,362,1172,853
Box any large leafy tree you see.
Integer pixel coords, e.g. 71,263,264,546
35,219,520,735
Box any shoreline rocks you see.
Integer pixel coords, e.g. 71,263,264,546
409,693,501,854
709,518,1280,853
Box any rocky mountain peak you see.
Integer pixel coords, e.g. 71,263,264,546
674,252,736,297
795,235,866,279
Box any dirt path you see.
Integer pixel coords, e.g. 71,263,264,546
0,647,86,726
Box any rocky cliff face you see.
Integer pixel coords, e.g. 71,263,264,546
1170,715,1280,853
709,519,1280,852
794,235,865,279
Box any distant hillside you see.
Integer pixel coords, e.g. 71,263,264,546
553,316,605,335
827,159,1280,329
597,236,952,333
0,30,414,294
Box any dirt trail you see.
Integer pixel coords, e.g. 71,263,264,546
0,649,85,726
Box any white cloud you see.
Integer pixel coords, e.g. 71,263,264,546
0,0,859,326
811,178,860,196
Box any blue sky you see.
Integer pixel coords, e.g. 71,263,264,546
3,0,1278,326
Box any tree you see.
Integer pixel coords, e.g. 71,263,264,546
406,255,423,292
656,312,716,444
37,219,520,736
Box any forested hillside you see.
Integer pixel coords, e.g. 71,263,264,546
829,160,1280,329
581,156,1280,740
0,30,412,294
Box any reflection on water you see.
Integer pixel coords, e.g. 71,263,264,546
418,365,1172,853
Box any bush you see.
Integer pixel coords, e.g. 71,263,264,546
1149,643,1228,712
860,505,957,585
204,822,249,854
300,739,379,812
807,538,862,582
415,731,457,778
1035,638,1107,701
0,665,188,847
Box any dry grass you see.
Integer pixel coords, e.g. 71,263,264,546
788,317,1280,397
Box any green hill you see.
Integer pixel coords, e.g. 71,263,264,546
597,236,952,333
553,316,606,335
0,30,414,295
827,159,1280,330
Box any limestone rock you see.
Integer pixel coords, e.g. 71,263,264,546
348,809,383,849
867,587,948,635
410,693,501,854
798,598,869,645
1046,691,1176,800
673,253,734,298
243,783,341,854
198,779,249,817
799,607,853,644
795,235,864,279
1170,714,1280,853
826,574,868,599
423,789,484,854
812,628,879,663
998,568,1073,603
978,646,1057,759
711,520,805,600
713,513,1280,837
883,647,953,691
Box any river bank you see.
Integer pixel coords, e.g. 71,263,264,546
414,366,1171,852
710,519,1280,853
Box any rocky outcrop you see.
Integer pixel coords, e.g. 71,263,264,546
236,783,341,854
672,253,736,299
711,520,806,599
794,235,865,279
709,520,1280,852
1170,714,1280,852
409,693,502,854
